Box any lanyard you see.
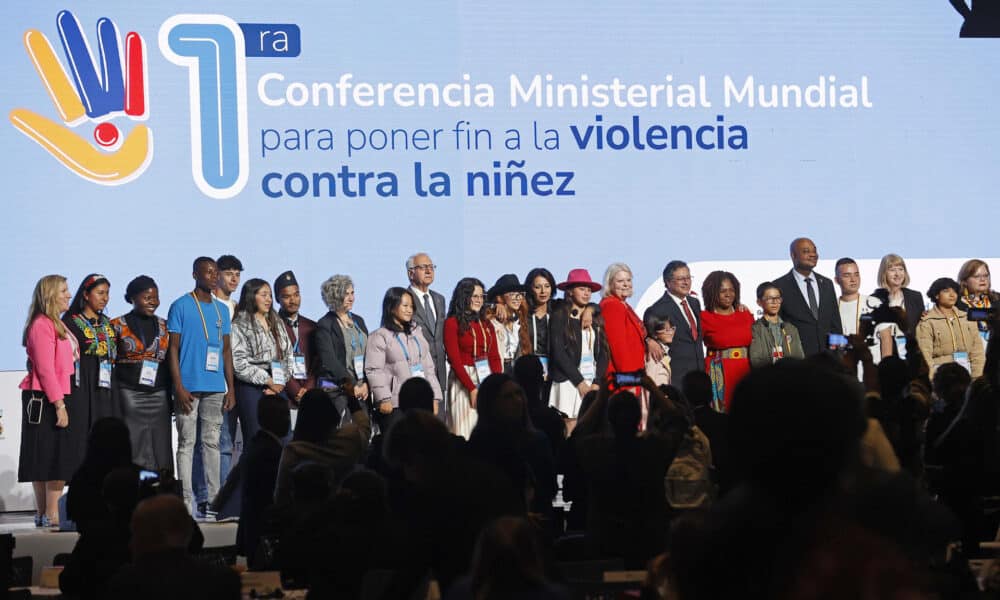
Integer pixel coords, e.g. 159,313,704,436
343,315,363,353
472,320,488,358
582,327,594,355
395,333,421,363
944,309,969,351
191,292,223,343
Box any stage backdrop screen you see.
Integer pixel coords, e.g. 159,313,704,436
1,1,997,369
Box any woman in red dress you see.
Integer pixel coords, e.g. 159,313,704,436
700,271,753,413
599,263,649,425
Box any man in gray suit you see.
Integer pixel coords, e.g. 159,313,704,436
407,252,448,417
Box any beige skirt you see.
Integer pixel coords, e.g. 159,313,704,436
447,366,479,439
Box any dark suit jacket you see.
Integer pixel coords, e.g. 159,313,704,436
314,311,369,385
871,287,924,336
107,549,240,600
643,293,705,383
280,313,316,404
549,308,609,385
774,269,843,356
409,287,447,394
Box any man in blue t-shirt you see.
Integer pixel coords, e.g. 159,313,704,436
167,256,236,515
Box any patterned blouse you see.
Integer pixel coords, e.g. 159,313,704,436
68,313,116,359
110,314,168,362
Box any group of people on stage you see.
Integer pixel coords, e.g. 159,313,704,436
16,238,997,524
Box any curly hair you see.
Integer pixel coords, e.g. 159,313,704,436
447,277,486,332
321,275,354,313
701,270,740,312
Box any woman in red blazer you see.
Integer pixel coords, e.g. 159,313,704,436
444,277,503,439
599,262,648,381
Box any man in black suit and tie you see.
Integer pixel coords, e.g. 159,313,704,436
643,260,706,383
773,237,844,356
407,252,448,416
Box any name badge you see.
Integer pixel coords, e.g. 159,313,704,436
895,335,908,360
139,360,159,386
98,360,112,388
292,354,307,379
538,356,549,380
410,363,426,379
271,361,287,385
206,345,221,372
74,360,80,387
772,346,784,363
353,355,365,379
580,354,596,383
953,351,971,373
474,358,491,385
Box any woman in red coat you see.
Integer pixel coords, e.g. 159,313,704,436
444,277,503,439
700,271,753,413
599,263,649,424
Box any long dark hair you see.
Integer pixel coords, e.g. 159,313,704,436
448,277,486,333
556,301,608,358
381,287,414,334
523,268,556,313
69,273,110,315
701,270,741,312
235,278,286,360
293,389,339,443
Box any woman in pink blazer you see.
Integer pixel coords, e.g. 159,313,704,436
19,275,80,527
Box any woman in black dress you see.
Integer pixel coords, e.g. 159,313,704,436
63,274,120,435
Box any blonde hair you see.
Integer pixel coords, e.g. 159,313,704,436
876,254,910,289
603,263,633,298
22,275,68,346
957,259,990,295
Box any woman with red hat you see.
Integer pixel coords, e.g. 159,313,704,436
549,269,608,426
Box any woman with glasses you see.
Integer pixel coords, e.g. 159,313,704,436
871,254,924,336
749,282,805,369
486,274,530,374
956,259,998,346
700,271,753,412
444,277,502,438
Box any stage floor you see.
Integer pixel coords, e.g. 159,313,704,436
1,511,238,586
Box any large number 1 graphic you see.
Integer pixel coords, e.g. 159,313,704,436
159,15,248,199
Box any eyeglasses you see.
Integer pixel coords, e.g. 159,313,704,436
410,264,436,272
506,293,524,299
763,296,783,303
971,273,990,280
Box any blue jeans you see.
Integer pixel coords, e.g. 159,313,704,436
192,407,238,504
176,392,224,513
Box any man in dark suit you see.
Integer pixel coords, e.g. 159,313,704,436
274,270,316,407
407,252,448,415
643,260,705,383
107,495,240,600
773,237,844,356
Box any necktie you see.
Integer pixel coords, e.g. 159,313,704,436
681,298,699,340
423,293,436,330
805,277,819,319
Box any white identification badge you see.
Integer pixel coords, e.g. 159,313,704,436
580,354,596,382
74,360,80,387
353,355,365,379
271,361,287,385
139,360,159,386
206,345,221,372
292,354,307,379
953,351,971,373
410,363,425,378
474,358,491,385
539,356,549,380
98,360,112,388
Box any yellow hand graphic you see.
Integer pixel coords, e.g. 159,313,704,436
8,27,152,185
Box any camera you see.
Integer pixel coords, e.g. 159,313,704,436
612,370,644,387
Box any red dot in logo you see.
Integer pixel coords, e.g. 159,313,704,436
93,122,120,148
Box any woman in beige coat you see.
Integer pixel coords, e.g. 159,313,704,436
915,277,984,378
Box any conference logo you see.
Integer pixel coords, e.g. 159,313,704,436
9,11,254,199
8,10,153,186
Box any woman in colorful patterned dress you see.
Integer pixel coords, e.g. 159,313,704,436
63,274,119,431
